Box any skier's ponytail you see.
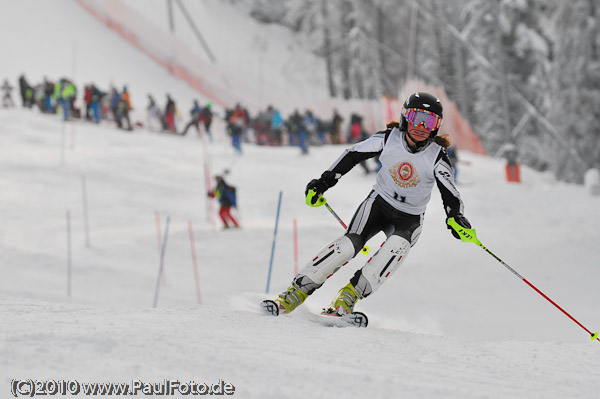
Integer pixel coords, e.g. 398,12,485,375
386,120,400,129
434,134,452,149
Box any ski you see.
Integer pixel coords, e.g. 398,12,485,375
260,300,368,327
319,309,368,328
260,299,280,316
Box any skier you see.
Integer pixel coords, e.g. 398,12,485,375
208,175,240,229
264,92,470,319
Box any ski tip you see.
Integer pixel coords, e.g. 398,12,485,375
319,309,368,328
260,299,279,316
350,311,368,328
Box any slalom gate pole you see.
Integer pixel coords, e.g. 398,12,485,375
200,134,217,232
265,191,283,294
293,218,298,275
152,216,171,308
188,221,202,305
154,211,166,283
447,218,599,342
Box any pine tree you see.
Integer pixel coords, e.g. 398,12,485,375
551,0,600,180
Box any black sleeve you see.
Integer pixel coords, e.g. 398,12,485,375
327,130,388,176
434,149,464,216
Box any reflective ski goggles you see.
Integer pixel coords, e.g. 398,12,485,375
404,108,442,130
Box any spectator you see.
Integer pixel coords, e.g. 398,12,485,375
55,79,76,120
110,87,121,127
118,86,132,131
303,110,318,147
270,105,284,145
201,102,214,141
287,110,304,149
1,79,15,108
18,74,33,108
43,78,55,113
331,109,344,144
89,85,103,123
229,104,248,154
84,84,92,120
180,100,203,136
253,107,272,145
164,94,177,133
349,113,363,143
146,94,163,131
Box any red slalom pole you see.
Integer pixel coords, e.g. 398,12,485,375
448,218,599,342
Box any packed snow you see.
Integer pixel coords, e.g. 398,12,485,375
1,1,599,398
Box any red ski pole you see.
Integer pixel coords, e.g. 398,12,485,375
448,218,599,342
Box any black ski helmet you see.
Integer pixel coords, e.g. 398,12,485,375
400,92,444,137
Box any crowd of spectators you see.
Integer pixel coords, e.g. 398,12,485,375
2,74,374,158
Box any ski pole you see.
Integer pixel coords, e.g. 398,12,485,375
325,202,347,229
447,217,599,342
306,190,369,254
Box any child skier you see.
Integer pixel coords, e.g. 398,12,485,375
208,176,240,229
263,92,470,318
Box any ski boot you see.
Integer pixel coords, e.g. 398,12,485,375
324,282,359,316
261,282,309,316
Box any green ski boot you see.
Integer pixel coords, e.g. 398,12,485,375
274,283,309,314
326,282,359,316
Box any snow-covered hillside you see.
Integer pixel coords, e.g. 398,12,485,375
1,1,599,398
1,108,599,398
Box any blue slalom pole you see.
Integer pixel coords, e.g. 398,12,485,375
265,191,283,294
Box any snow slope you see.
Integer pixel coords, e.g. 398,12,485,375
1,109,599,398
1,1,600,398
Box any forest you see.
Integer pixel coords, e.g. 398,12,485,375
245,0,600,182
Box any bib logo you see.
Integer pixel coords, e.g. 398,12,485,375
390,161,420,188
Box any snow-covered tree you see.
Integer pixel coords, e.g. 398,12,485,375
550,0,600,180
